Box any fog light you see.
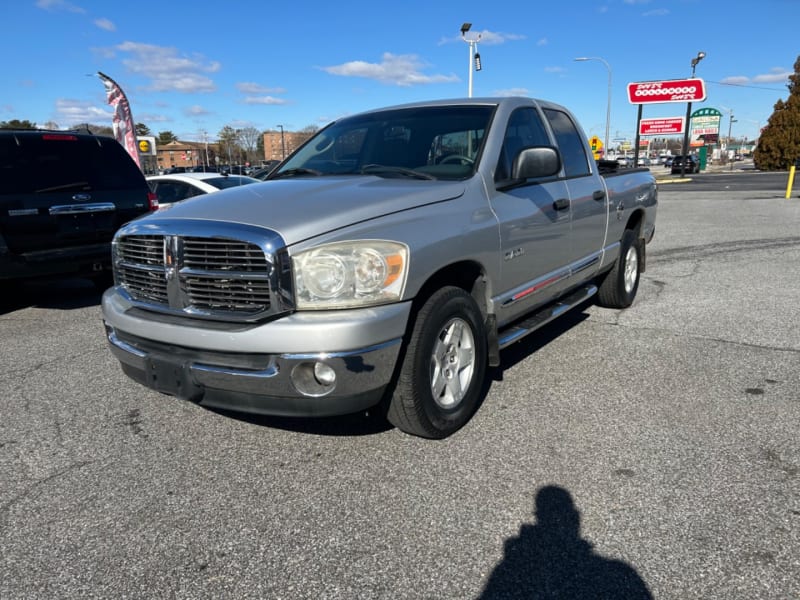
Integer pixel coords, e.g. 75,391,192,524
290,361,337,397
314,362,336,386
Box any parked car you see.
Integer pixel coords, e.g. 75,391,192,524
250,160,281,180
146,172,260,208
0,129,157,287
616,156,632,168
670,155,700,174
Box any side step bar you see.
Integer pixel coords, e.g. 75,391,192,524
497,284,598,351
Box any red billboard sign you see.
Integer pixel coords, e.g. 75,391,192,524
639,117,685,135
627,78,706,104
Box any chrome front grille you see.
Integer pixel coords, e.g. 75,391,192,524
183,237,268,271
113,226,291,322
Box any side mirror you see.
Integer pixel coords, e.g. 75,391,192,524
513,146,561,179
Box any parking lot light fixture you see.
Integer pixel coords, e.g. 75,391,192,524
461,23,482,97
681,51,706,177
574,57,612,158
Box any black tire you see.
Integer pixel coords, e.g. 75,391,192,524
387,286,487,439
597,228,641,309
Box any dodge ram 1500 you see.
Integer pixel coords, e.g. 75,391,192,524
102,97,657,438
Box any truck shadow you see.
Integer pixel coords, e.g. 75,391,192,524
492,301,593,378
210,302,595,438
207,406,394,437
0,277,103,314
478,484,653,599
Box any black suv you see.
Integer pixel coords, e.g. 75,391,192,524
0,129,157,286
670,155,700,174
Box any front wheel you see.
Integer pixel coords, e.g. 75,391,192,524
597,228,641,309
387,287,487,439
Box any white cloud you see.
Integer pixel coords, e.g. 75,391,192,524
753,68,792,84
236,82,287,95
721,68,792,86
35,0,85,13
115,41,220,93
720,76,751,85
321,53,459,87
184,105,211,116
494,88,530,97
439,30,526,46
94,18,115,31
243,96,289,105
643,8,669,16
536,38,548,47
54,98,110,126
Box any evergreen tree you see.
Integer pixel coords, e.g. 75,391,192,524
754,55,800,170
0,119,37,129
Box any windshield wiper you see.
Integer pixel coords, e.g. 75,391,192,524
270,168,322,179
35,181,91,193
359,164,435,180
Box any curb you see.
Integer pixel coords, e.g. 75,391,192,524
655,178,692,184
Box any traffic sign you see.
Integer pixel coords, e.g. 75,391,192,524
639,117,685,135
627,78,706,104
589,136,603,160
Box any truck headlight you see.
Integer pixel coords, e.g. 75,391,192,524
293,241,408,309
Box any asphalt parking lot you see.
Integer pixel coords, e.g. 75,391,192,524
1,182,798,599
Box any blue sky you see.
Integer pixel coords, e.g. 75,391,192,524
2,0,795,145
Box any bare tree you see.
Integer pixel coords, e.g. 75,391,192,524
237,126,261,165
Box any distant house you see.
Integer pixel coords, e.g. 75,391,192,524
156,140,217,170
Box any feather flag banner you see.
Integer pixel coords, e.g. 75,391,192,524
98,71,141,169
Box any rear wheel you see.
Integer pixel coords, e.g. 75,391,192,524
597,228,641,309
387,286,487,439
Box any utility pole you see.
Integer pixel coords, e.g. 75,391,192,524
277,125,286,159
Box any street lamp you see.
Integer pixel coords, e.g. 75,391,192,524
461,23,482,97
276,124,286,159
575,57,611,158
727,113,737,170
680,51,706,177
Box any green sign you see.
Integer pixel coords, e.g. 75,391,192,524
691,107,722,118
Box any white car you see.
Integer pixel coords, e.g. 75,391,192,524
146,172,260,208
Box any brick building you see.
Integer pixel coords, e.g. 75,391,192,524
262,129,315,162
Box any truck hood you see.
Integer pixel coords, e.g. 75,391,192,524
148,176,466,245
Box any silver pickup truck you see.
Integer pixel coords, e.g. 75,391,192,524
102,97,657,438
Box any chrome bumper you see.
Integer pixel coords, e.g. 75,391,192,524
105,325,403,417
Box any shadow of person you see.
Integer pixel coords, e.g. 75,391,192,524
479,485,652,599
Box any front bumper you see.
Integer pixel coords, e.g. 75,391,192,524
102,288,411,417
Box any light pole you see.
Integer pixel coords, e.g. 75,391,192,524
460,23,482,98
276,125,286,159
727,113,737,170
575,57,611,158
680,51,706,177
200,129,209,168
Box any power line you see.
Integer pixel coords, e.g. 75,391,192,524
705,79,788,92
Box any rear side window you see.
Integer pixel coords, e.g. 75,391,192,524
542,109,591,178
0,133,145,194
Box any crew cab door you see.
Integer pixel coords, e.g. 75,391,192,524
542,108,608,276
488,107,573,324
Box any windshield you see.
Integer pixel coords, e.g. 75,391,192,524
272,105,495,181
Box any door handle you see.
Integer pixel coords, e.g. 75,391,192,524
553,198,570,211
593,189,606,201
